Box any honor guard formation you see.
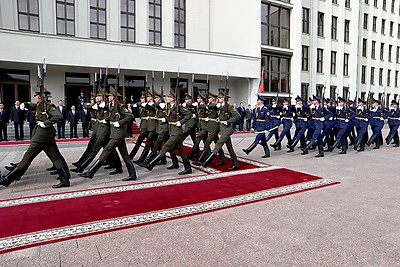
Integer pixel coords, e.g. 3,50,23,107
1,64,399,189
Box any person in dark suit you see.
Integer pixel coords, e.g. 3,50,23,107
125,103,134,137
77,91,87,112
0,103,9,141
80,106,91,138
56,100,67,138
26,110,36,138
10,100,25,141
67,105,79,138
237,102,246,131
245,104,253,131
127,95,135,104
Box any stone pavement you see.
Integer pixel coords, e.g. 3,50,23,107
0,128,399,266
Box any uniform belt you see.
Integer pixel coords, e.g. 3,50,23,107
220,121,228,124
36,120,43,124
388,117,399,119
141,117,148,120
110,121,118,125
355,117,366,120
296,117,306,119
91,118,97,121
157,118,165,121
372,117,382,119
208,118,218,122
168,122,178,125
148,117,156,120
282,117,292,120
270,115,279,118
199,118,208,121
256,119,266,122
312,118,322,120
337,118,346,121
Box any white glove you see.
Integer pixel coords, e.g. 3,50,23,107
264,130,268,134
389,106,395,110
216,118,220,122
161,118,166,123
148,101,154,106
132,104,138,108
141,103,147,107
345,119,349,122
159,103,166,110
364,118,368,121
175,121,182,127
223,121,228,126
205,117,209,122
92,104,99,110
276,116,280,119
20,103,25,110
329,117,333,121
216,103,221,108
283,105,288,110
272,104,276,108
303,118,308,122
397,118,400,120
295,104,301,108
99,102,106,108
101,119,107,124
380,117,384,121
320,117,325,121
192,102,198,107
182,103,187,107
192,114,196,118
39,122,46,128
357,106,363,110
336,106,343,110
113,121,121,128
310,104,315,108
146,116,149,120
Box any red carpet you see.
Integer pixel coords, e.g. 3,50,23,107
0,168,339,253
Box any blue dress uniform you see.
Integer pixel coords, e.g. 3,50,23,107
366,99,385,149
242,95,270,158
301,95,333,157
352,98,369,151
266,97,281,150
270,98,292,149
320,99,336,149
384,100,400,147
287,96,309,152
305,97,315,143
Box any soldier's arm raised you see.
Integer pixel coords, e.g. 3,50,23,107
45,104,62,126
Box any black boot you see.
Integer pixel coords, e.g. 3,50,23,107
142,155,162,171
178,157,192,175
122,162,137,181
301,142,313,155
366,136,374,147
394,135,400,147
386,135,393,145
50,170,58,175
215,150,226,166
46,165,56,171
287,139,299,153
5,165,16,172
315,145,324,157
52,168,70,188
79,160,103,179
338,142,347,154
201,153,216,167
373,138,381,149
270,138,283,150
10,163,18,167
193,150,209,166
0,168,22,187
159,156,167,165
187,145,200,159
71,156,94,173
242,142,257,155
325,140,339,152
275,143,282,151
354,139,361,150
133,149,149,164
167,153,179,169
109,167,123,175
262,145,270,158
228,154,239,170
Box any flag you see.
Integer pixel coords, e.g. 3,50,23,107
258,68,265,93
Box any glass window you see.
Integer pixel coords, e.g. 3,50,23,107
318,12,324,37
361,65,366,84
362,39,367,57
343,53,349,76
261,3,290,48
56,0,75,36
261,55,291,93
363,13,368,29
121,0,135,42
373,16,377,32
302,8,309,34
344,20,350,43
174,0,185,48
302,46,309,71
380,43,385,60
331,51,336,75
379,68,383,85
149,0,162,45
331,16,337,39
90,0,106,39
317,49,323,73
371,40,376,59
17,0,39,32
371,67,375,84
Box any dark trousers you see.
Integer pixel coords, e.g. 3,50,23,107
126,122,133,137
238,118,244,131
57,120,66,138
70,123,78,138
0,122,7,141
245,119,252,131
29,123,35,138
14,121,24,140
82,123,89,138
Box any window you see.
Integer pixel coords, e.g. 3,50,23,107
149,0,162,45
65,72,90,84
301,83,309,101
371,40,376,59
380,43,385,60
373,16,377,32
371,67,375,84
302,46,309,71
56,0,75,36
331,16,337,39
362,38,367,57
261,3,290,48
387,69,391,86
332,0,338,4
374,0,378,7
383,0,387,10
261,55,291,93
331,51,337,75
390,21,394,36
396,46,399,63
391,0,395,12
343,53,349,76
17,0,39,32
361,65,367,84
302,8,310,34
318,12,324,37
317,49,323,73
121,0,135,42
174,0,186,48
388,44,393,62
381,19,386,34
363,13,368,29
365,0,369,4
379,68,383,85
344,20,350,42
398,24,400,38
395,70,399,87
90,0,106,39
345,0,351,8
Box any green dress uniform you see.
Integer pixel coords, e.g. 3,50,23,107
187,101,208,158
181,102,197,144
0,95,70,188
80,100,137,181
143,98,193,175
129,100,150,159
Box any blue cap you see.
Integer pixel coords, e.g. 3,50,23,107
295,95,304,102
358,98,366,104
312,95,321,101
271,96,277,101
372,98,381,104
391,100,399,105
308,97,313,101
257,94,267,102
349,100,354,105
338,97,346,102
283,98,289,103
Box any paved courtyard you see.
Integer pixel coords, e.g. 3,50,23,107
0,129,399,266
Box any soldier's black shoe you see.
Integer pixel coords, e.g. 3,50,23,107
5,165,16,172
72,162,80,168
315,145,324,157
46,165,56,171
10,163,18,167
201,154,216,168
301,142,312,155
274,144,282,151
52,168,70,188
357,147,365,152
122,162,137,181
366,137,374,147
262,145,270,158
168,154,179,169
394,143,400,147
228,154,239,170
287,139,299,153
242,143,257,155
109,168,123,175
142,155,162,171
178,157,192,175
158,156,167,165
104,165,114,169
71,156,94,174
0,168,22,187
79,160,103,179
270,138,282,150
50,171,58,175
167,164,179,169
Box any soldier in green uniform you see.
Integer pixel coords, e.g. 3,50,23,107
129,93,149,159
0,90,70,188
181,94,198,146
187,93,209,158
197,91,241,170
80,91,136,181
142,92,192,175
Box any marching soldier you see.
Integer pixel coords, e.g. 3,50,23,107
181,94,198,146
352,98,369,152
0,90,70,188
366,98,385,149
287,96,309,152
270,98,293,150
187,93,208,158
384,100,400,147
265,97,281,150
128,93,149,160
80,91,136,180
242,94,270,158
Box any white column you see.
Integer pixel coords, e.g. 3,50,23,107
0,0,18,30
162,0,174,47
40,0,56,34
75,0,89,38
136,0,148,44
107,0,119,41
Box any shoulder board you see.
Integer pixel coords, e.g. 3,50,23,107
118,103,125,106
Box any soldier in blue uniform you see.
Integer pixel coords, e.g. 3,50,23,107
366,98,385,149
320,98,336,150
270,98,292,150
304,97,315,146
301,95,332,157
265,97,281,150
242,94,270,158
384,100,400,147
353,98,369,152
287,96,309,152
